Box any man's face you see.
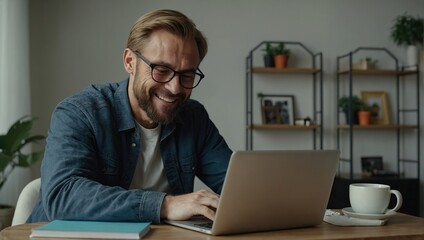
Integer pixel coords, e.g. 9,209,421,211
129,30,200,125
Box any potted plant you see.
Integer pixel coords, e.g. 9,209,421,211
0,116,45,229
262,43,275,67
273,43,290,69
390,13,423,69
338,95,362,125
369,103,380,124
357,102,371,126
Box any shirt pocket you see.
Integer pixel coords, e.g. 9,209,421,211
179,155,196,192
97,154,120,185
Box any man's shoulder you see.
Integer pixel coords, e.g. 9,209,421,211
59,80,125,111
66,82,118,103
51,80,132,132
52,80,132,128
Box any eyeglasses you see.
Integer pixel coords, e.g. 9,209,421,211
133,51,205,89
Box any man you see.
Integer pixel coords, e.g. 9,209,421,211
27,9,232,224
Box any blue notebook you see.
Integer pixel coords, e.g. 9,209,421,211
30,220,151,239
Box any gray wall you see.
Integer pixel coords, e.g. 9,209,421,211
28,0,424,215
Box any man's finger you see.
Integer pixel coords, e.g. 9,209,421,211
160,189,220,220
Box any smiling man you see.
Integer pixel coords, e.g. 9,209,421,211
27,9,232,224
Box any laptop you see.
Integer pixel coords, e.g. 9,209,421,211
164,150,340,235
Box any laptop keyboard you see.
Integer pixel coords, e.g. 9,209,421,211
194,222,213,229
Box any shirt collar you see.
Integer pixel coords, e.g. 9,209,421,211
114,78,136,131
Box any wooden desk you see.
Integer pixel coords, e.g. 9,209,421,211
2,213,424,240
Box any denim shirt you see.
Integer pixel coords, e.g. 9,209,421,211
27,79,232,223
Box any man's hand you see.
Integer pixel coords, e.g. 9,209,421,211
160,189,219,221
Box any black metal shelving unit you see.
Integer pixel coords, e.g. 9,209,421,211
245,41,323,150
331,47,421,216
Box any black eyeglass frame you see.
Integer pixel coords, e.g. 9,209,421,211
133,50,205,89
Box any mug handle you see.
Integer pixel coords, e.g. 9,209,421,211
387,190,403,213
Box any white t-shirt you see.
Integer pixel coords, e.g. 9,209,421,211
129,122,169,193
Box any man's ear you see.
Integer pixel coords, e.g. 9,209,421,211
123,48,135,74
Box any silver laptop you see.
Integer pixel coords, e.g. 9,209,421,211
165,150,339,236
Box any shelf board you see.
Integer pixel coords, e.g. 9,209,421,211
336,174,418,181
250,67,320,74
338,69,417,76
337,124,417,129
249,124,320,129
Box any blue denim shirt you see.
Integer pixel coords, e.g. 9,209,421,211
27,79,232,223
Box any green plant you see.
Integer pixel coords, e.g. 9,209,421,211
338,95,363,113
261,43,290,56
390,13,423,46
371,103,380,109
365,57,378,65
262,43,275,56
370,103,380,115
0,117,45,189
274,43,291,56
359,102,371,111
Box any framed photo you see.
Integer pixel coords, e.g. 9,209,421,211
261,99,279,124
361,156,383,176
360,91,390,125
260,94,295,125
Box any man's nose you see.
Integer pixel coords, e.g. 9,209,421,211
166,74,183,93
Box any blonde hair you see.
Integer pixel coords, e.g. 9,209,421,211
127,9,208,61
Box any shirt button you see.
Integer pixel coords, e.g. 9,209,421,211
131,143,136,147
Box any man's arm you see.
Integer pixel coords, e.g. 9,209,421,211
158,101,232,221
194,102,232,194
40,99,165,223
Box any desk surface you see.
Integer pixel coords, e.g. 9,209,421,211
2,213,424,240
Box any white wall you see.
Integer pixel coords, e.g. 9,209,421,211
27,0,424,215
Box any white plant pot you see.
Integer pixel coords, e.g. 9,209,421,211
0,205,15,230
406,45,418,70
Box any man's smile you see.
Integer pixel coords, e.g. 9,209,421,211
155,93,178,103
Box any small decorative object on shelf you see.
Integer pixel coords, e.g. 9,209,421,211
361,156,383,177
261,43,275,67
357,102,371,126
361,156,399,178
259,93,295,125
260,42,291,68
360,91,390,125
337,95,362,125
295,117,312,126
273,43,290,69
353,57,378,70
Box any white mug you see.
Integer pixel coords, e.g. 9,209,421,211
349,183,403,214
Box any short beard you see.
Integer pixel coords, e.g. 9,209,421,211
133,80,188,125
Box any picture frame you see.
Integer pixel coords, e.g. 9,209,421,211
260,94,295,125
360,91,390,125
361,156,383,176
